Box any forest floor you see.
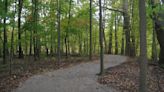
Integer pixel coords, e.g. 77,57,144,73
98,58,164,92
12,55,128,92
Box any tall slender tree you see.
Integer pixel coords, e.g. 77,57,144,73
102,0,107,53
89,0,92,60
18,0,24,58
123,0,131,56
99,0,104,75
121,28,125,55
33,0,40,60
57,0,61,66
65,0,72,58
139,0,148,91
108,13,114,54
10,0,17,75
130,0,136,57
3,0,8,64
0,19,2,57
152,22,158,62
114,13,118,54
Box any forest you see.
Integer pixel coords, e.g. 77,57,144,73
0,0,164,92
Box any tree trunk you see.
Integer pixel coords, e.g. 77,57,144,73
65,0,72,58
29,7,33,56
151,0,164,65
33,0,40,60
99,0,104,75
78,34,82,55
25,30,28,56
50,31,53,56
0,19,2,57
10,22,15,75
89,0,92,60
102,0,107,53
3,0,8,64
155,21,164,65
18,0,24,58
121,29,125,55
114,13,118,54
10,1,16,74
130,0,136,57
108,18,113,54
93,33,96,54
57,0,61,66
123,0,131,56
108,30,113,54
29,29,33,56
152,22,158,62
139,0,148,91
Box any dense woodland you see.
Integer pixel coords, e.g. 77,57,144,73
0,0,164,92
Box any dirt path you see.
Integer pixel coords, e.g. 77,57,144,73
13,55,128,92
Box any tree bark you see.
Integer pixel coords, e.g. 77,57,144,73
50,31,53,56
102,0,107,53
18,0,24,58
29,29,33,56
139,0,148,91
108,27,113,54
152,22,158,62
123,0,131,56
0,19,2,57
130,0,136,57
3,0,8,64
108,15,114,54
65,0,72,58
99,0,104,75
89,0,92,60
25,30,28,55
121,29,125,55
33,0,40,60
114,13,118,54
151,0,164,65
155,20,164,65
10,21,15,75
57,0,61,66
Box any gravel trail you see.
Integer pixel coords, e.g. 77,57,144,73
14,55,128,92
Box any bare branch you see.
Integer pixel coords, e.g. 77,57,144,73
93,1,124,13
103,7,124,13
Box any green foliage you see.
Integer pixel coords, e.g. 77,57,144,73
0,0,161,60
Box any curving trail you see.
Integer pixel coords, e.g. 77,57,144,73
14,55,128,92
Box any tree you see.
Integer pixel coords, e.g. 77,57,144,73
121,18,125,55
99,0,104,75
102,0,107,53
65,0,72,58
57,0,61,66
18,0,24,58
139,0,148,92
123,0,131,56
89,0,92,60
150,0,164,66
10,0,17,75
152,21,158,62
33,0,40,60
3,0,8,64
114,13,118,54
108,12,114,54
130,0,136,57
